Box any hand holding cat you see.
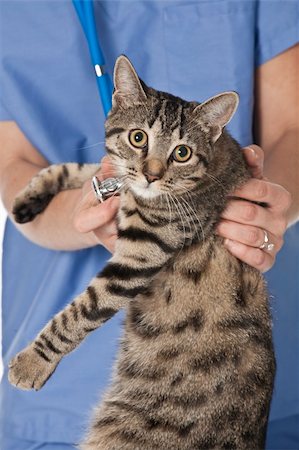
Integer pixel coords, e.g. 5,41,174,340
217,145,291,272
72,157,120,253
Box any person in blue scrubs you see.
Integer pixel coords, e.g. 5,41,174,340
0,1,298,449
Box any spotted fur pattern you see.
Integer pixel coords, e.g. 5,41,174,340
9,56,275,450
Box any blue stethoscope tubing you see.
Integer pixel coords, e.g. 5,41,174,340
72,0,113,116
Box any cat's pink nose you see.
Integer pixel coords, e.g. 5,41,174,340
144,172,160,183
142,159,165,183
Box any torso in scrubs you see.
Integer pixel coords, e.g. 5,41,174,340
0,1,298,448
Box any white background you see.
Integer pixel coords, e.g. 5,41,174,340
0,201,6,379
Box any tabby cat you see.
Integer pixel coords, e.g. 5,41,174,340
8,55,275,450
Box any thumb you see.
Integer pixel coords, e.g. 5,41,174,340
97,156,116,180
243,145,264,179
74,196,120,233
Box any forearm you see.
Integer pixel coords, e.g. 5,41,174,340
1,158,97,250
253,45,299,226
262,127,299,225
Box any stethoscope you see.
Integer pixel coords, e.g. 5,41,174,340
73,0,122,202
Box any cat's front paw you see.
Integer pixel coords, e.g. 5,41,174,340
8,345,58,391
13,191,54,223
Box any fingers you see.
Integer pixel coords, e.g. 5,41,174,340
100,233,118,253
218,145,291,272
73,196,120,233
93,218,118,253
243,145,264,179
217,220,283,252
72,155,120,252
217,198,287,271
221,198,287,237
233,179,291,215
217,218,283,272
74,155,120,232
81,156,116,198
223,239,275,273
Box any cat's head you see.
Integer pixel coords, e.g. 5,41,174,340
105,55,242,203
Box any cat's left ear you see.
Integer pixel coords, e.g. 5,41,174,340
194,92,239,143
113,55,147,108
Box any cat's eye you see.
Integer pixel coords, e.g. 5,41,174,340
172,145,192,163
129,129,148,148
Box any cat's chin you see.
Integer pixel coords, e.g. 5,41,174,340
130,183,162,201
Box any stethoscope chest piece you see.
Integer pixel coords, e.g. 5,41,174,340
92,176,122,202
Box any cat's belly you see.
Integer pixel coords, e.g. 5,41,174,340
82,260,275,450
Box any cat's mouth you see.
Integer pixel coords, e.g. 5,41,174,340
130,180,162,200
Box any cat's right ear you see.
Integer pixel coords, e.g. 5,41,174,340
112,55,147,108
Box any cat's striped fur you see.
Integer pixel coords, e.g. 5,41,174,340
8,56,275,450
12,162,100,223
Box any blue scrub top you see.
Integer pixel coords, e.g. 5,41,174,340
0,0,298,445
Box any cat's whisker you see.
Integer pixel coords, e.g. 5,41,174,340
184,192,206,243
107,159,130,169
77,140,106,150
205,173,225,189
163,191,173,224
170,194,189,250
95,170,127,179
172,186,204,243
178,188,205,242
97,162,127,172
179,200,201,243
176,199,195,249
168,193,187,249
108,163,140,176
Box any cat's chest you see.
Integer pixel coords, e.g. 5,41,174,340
117,192,178,236
127,241,241,334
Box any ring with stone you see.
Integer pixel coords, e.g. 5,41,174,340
259,230,275,252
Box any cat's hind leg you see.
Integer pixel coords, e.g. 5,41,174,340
13,163,100,223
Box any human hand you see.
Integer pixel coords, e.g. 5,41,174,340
73,157,120,253
217,145,291,272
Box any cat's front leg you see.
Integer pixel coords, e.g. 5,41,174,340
7,279,118,391
13,162,100,223
8,222,179,391
8,258,160,391
8,343,60,391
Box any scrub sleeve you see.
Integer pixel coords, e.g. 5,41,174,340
0,104,12,121
1,435,75,450
0,1,298,449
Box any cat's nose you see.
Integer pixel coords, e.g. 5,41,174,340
144,172,160,183
142,159,165,184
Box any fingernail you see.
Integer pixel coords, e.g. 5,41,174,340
244,146,256,158
224,238,237,249
215,223,224,235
